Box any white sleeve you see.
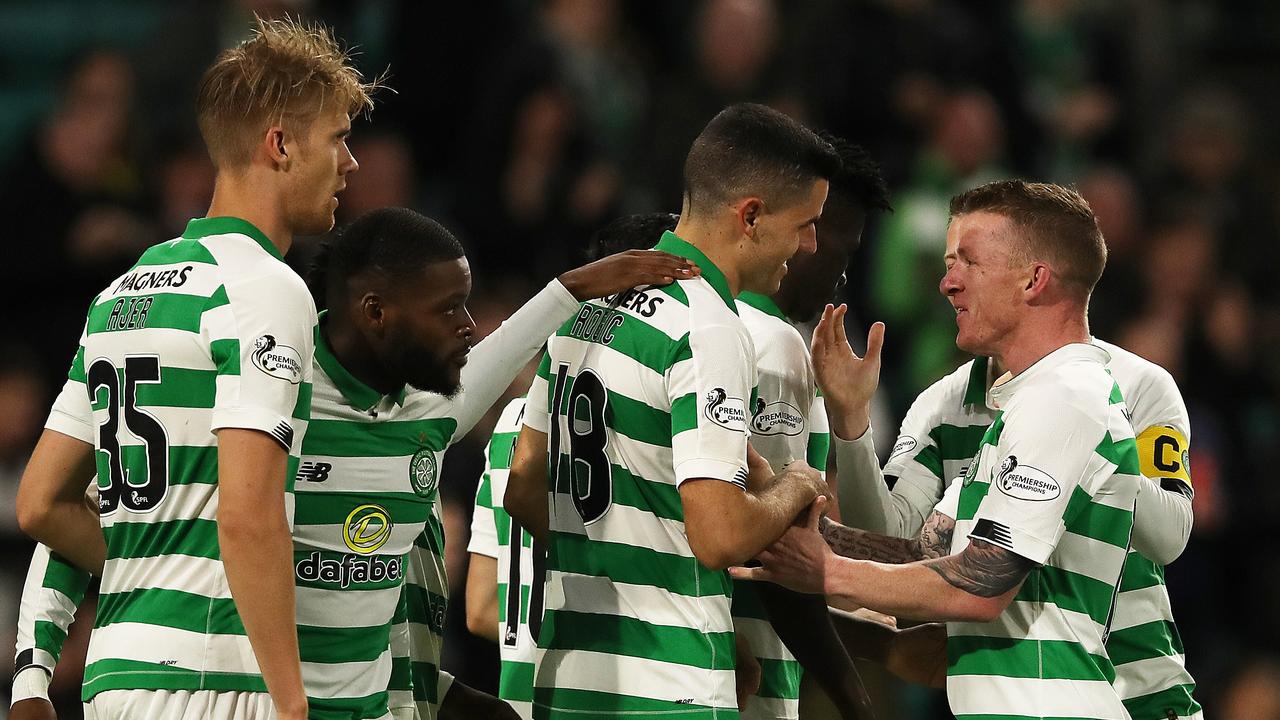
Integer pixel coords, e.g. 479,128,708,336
668,322,754,487
832,428,895,534
450,280,579,442
45,323,95,443
1129,413,1194,564
934,472,964,521
966,390,1104,565
13,544,92,704
468,472,499,559
207,267,316,450
1131,474,1193,565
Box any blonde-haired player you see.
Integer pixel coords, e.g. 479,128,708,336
17,16,377,720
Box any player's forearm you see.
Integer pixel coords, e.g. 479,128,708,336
819,516,924,565
19,499,103,575
710,468,821,569
504,462,549,541
439,679,521,720
454,280,578,438
465,554,500,643
757,585,875,719
827,605,898,665
16,431,104,574
1131,475,1193,565
217,431,306,717
504,428,550,540
822,556,1000,623
219,508,306,716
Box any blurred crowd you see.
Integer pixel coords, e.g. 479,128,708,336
1,1,1278,718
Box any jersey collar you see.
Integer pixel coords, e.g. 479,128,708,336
653,231,737,312
988,342,1110,409
737,291,790,322
314,313,408,412
962,356,991,408
182,217,283,262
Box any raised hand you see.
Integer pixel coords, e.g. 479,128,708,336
810,304,884,440
558,249,699,301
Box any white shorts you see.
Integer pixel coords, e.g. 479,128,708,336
85,689,276,720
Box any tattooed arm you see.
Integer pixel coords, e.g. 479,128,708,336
733,502,1030,623
923,539,1035,598
819,510,956,564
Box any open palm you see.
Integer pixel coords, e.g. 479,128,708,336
810,304,884,440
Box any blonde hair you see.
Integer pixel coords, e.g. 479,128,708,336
196,15,380,168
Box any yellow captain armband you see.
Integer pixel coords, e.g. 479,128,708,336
1136,425,1192,490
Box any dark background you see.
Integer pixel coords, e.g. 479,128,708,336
0,1,1277,718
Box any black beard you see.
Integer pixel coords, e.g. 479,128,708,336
393,343,461,399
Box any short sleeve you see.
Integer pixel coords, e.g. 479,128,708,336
668,322,755,487
748,330,817,471
468,473,498,558
967,395,1104,565
1130,369,1193,496
45,323,94,443
206,268,316,450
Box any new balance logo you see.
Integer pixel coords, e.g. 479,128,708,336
296,462,333,483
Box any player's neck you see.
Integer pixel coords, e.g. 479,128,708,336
206,173,293,257
672,217,743,296
321,319,401,397
994,312,1090,376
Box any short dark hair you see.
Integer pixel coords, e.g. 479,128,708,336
587,213,680,261
682,103,840,215
949,180,1106,299
822,134,891,214
309,207,465,310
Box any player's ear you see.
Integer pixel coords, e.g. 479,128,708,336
359,292,385,328
738,197,765,238
1025,262,1052,298
264,125,289,170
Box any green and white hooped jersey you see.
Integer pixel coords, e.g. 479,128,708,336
12,543,92,696
293,328,455,720
732,292,829,720
24,277,578,717
885,339,1201,719
296,279,579,720
524,231,757,719
468,397,536,720
44,217,316,701
934,343,1139,719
